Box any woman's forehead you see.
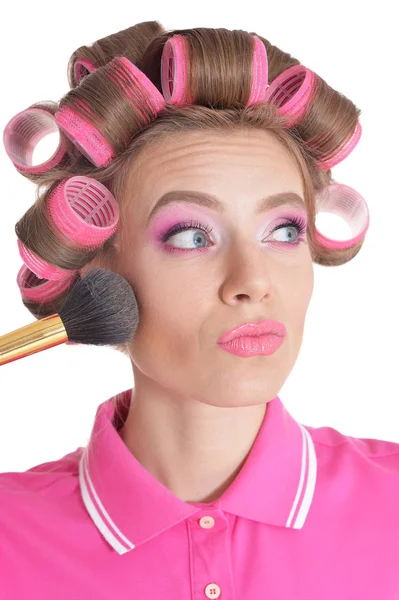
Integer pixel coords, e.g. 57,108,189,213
125,130,300,199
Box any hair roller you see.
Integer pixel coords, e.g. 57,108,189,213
55,98,114,168
264,65,316,127
17,239,79,281
74,58,97,85
3,105,69,176
46,176,119,247
160,33,268,107
17,263,77,304
313,122,362,171
159,30,262,108
17,175,119,281
264,64,361,170
314,183,370,250
160,34,192,105
55,57,166,167
247,36,269,106
67,21,165,88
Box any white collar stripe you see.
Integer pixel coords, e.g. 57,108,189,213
292,425,317,529
79,450,135,555
286,423,308,528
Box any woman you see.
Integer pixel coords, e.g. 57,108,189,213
1,20,395,600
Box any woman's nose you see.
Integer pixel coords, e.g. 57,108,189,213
220,242,274,304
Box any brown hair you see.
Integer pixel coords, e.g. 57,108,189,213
14,21,363,333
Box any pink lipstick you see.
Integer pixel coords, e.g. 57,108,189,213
217,319,286,357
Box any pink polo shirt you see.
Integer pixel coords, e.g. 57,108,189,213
1,388,399,599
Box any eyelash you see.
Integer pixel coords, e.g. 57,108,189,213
161,215,307,254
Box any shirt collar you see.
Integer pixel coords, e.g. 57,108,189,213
79,389,317,555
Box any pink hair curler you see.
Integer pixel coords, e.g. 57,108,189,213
55,57,166,168
264,64,361,170
55,101,114,167
3,107,68,175
17,263,77,304
247,35,269,106
15,176,118,285
314,122,362,171
160,34,194,105
264,64,316,128
314,183,370,250
160,33,268,107
74,58,97,85
46,175,119,247
17,238,78,281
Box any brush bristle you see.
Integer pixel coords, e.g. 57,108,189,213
58,268,139,345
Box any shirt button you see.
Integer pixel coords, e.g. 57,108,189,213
205,583,221,598
199,516,215,529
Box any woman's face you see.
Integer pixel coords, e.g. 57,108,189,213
112,129,314,407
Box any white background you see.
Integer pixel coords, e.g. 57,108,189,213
0,1,397,472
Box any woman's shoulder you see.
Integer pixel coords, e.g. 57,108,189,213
0,446,84,499
304,422,399,478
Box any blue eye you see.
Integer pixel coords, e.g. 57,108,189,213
272,215,307,242
161,220,214,249
161,215,307,253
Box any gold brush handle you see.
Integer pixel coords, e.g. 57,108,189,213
0,314,68,366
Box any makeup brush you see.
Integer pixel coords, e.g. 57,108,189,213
0,268,139,366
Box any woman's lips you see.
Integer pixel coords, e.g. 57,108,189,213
217,319,286,344
217,334,285,357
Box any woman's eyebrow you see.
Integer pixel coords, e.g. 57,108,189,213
146,190,305,224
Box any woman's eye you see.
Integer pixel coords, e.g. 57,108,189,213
271,224,300,243
270,216,307,244
162,221,214,250
168,229,209,249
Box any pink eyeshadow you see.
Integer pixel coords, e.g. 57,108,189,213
148,202,308,245
148,205,219,242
